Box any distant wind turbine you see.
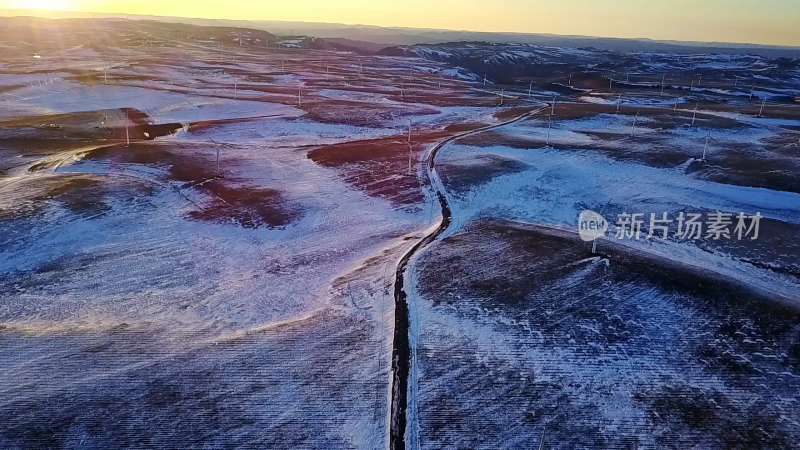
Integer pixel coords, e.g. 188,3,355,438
407,120,413,176
701,133,710,160
124,110,130,146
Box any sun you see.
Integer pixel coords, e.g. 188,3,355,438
25,0,71,10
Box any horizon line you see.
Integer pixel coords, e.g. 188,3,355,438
3,7,800,51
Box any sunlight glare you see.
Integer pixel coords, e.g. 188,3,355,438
25,0,70,11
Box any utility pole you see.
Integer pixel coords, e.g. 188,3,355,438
630,112,639,137
617,94,622,112
674,97,679,111
568,73,572,86
546,115,552,146
500,89,504,106
660,73,666,96
702,134,709,160
528,81,533,99
692,102,698,126
551,95,556,116
298,86,302,107
759,97,766,117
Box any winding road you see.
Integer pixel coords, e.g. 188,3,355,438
389,105,546,450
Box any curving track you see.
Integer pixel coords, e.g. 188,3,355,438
389,105,546,450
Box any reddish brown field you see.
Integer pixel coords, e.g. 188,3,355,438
85,143,302,228
308,127,476,205
188,181,299,228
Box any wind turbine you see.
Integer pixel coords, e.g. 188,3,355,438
528,81,533,99
701,133,710,161
616,94,622,112
407,120,413,176
759,97,767,117
660,74,666,96
124,109,130,146
551,95,556,116
691,101,698,126
210,139,222,178
500,89,505,106
546,115,552,146
630,112,639,137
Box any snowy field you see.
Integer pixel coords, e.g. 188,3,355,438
1,16,800,449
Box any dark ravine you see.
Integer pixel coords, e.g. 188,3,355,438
389,107,544,450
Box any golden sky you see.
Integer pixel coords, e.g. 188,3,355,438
3,0,800,46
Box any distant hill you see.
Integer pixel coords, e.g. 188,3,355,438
2,9,800,58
